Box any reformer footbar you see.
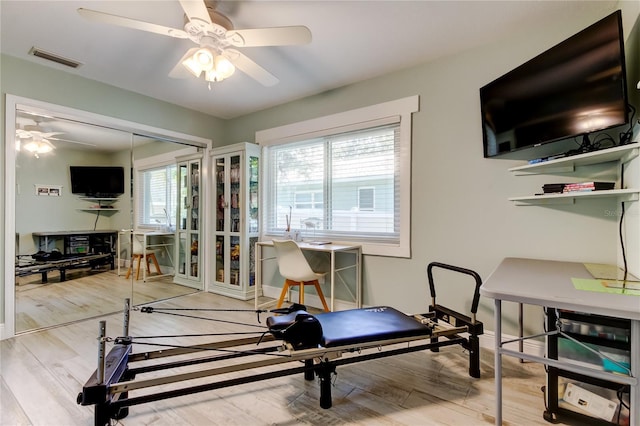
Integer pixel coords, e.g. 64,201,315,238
77,262,484,425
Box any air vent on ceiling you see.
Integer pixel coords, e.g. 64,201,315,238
28,47,83,69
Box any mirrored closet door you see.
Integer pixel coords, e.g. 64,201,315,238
10,99,207,334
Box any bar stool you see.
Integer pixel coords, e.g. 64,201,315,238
126,235,161,280
272,239,330,312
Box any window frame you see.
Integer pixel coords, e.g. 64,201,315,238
256,95,419,257
133,147,197,230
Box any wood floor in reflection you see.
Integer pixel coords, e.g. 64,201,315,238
1,292,599,425
15,268,198,332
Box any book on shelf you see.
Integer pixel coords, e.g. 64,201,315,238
541,182,615,194
562,182,615,193
542,183,568,194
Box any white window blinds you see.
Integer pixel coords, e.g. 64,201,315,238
135,164,177,228
264,123,400,243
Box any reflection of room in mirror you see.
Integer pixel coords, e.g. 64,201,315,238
10,100,210,336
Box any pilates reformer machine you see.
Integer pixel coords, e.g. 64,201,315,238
77,262,484,425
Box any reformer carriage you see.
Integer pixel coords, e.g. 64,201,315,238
77,262,484,425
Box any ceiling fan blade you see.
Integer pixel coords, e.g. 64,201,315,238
18,110,56,120
16,128,63,139
169,47,200,79
41,132,64,138
16,129,32,138
223,49,279,87
77,8,188,39
178,0,212,27
48,137,97,147
226,26,312,47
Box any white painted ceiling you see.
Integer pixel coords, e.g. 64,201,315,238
1,0,618,121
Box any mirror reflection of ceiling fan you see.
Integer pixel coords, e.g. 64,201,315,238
16,116,96,157
78,0,312,87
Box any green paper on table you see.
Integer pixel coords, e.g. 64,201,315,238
572,277,640,296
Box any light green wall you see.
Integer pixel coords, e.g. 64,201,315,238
2,3,639,337
225,4,640,336
15,148,125,255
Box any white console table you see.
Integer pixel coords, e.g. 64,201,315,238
117,230,175,281
480,257,639,425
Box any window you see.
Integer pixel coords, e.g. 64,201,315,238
358,187,375,211
257,96,418,257
136,164,177,228
133,146,198,229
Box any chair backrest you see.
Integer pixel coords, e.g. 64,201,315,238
272,240,319,282
132,234,145,253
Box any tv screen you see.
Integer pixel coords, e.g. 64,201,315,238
70,166,125,197
481,10,629,158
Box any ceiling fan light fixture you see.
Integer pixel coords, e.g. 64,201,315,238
23,139,54,154
195,53,235,82
215,55,235,79
182,48,213,77
195,48,215,70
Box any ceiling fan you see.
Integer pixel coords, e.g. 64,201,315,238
16,118,96,157
77,0,312,86
16,125,59,156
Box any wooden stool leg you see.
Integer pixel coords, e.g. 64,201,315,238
299,281,305,305
313,280,330,312
135,255,142,280
276,280,292,308
125,256,134,279
149,253,162,275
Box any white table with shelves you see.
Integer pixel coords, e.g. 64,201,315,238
117,230,175,281
480,257,639,425
254,240,362,311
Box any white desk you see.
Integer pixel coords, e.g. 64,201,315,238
255,241,362,311
481,257,639,425
117,230,175,282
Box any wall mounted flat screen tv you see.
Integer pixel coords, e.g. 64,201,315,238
481,10,629,158
70,166,125,197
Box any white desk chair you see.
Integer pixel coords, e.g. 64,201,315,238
126,234,162,280
272,239,330,312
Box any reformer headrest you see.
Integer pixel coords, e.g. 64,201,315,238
266,310,323,350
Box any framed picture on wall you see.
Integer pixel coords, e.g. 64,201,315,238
35,184,62,196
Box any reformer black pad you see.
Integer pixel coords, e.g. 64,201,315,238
267,306,431,349
316,306,431,347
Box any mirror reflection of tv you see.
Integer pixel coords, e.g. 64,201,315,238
70,166,125,197
481,10,629,159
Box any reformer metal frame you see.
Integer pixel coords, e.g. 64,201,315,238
77,262,484,426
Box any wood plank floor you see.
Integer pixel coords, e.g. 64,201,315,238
15,269,198,332
1,292,594,425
